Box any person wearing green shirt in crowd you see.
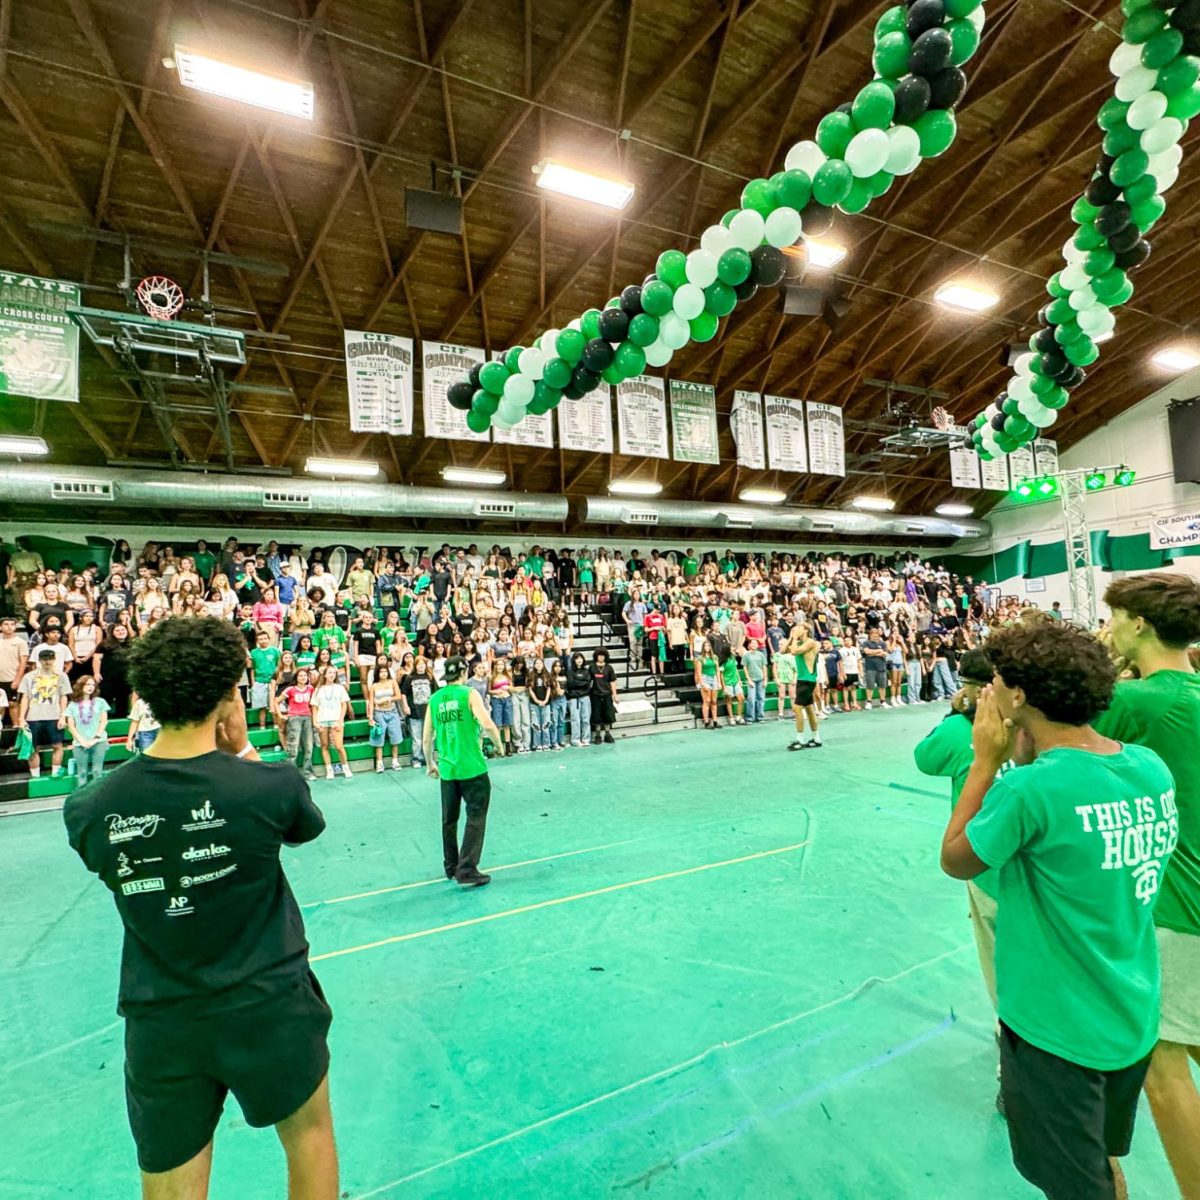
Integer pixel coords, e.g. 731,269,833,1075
248,630,281,730
681,549,700,580
312,613,347,654
344,556,374,606
719,652,744,726
523,546,545,582
423,656,503,889
719,550,739,577
1095,572,1200,1199
192,540,216,585
941,621,1176,1200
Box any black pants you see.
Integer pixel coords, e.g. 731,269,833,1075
441,772,491,879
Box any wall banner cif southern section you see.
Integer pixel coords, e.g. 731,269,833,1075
731,390,766,470
493,407,554,448
669,379,719,465
344,331,413,436
1034,438,1059,476
805,401,845,477
948,425,981,488
0,272,80,402
616,375,669,459
421,342,489,442
765,394,808,473
558,386,614,453
1008,442,1036,486
980,451,1010,491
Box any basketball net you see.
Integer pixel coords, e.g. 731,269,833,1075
135,276,185,320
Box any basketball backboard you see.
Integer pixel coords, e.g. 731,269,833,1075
70,305,246,365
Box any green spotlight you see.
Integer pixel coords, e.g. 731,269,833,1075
1084,470,1107,491
1014,478,1035,499
1036,476,1059,497
1114,466,1136,487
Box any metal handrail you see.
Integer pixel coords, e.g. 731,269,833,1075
641,672,662,725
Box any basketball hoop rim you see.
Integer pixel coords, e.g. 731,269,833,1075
135,275,185,321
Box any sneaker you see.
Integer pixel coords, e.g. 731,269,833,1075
341,766,353,779
787,739,806,751
603,732,615,744
445,868,456,881
326,767,335,780
808,738,823,748
456,870,492,888
375,762,384,774
391,758,401,770
28,767,41,778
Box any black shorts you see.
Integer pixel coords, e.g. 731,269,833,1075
124,971,332,1174
999,1021,1151,1200
795,680,816,706
28,718,64,747
841,672,859,688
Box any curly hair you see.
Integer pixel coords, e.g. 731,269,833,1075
1104,572,1200,649
127,617,248,727
986,621,1115,726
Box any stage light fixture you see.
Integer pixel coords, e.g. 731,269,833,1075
1084,470,1107,491
1114,466,1137,486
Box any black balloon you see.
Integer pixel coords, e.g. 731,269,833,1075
1170,0,1200,32
1040,350,1068,377
1085,176,1120,207
644,273,658,285
1060,365,1086,388
908,27,953,77
1050,359,1077,383
571,363,601,393
1115,239,1152,270
906,0,946,39
564,379,586,400
1184,27,1200,53
734,278,759,302
1037,303,1053,327
447,381,474,411
991,413,1007,432
894,75,932,124
468,363,483,389
582,338,615,371
835,101,853,115
598,307,630,343
803,203,836,236
1095,201,1132,237
928,67,967,110
1032,327,1059,355
1107,222,1141,253
1098,152,1116,175
750,244,785,287
620,284,643,316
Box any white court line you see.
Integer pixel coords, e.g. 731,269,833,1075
312,841,811,964
302,838,641,908
347,940,971,1198
0,1020,122,1078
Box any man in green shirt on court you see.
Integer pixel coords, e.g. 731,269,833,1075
424,656,503,889
940,621,1176,1200
1096,572,1200,1198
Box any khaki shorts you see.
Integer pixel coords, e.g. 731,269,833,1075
1158,927,1200,1045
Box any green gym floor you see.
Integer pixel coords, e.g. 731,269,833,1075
1,708,1178,1199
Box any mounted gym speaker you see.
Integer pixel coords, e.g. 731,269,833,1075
1168,397,1200,484
405,188,463,235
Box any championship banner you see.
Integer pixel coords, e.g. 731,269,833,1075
1150,512,1200,550
669,379,719,465
493,407,553,448
617,375,669,459
948,425,981,488
0,272,81,403
765,394,808,473
805,400,845,477
1008,442,1036,485
558,386,613,453
731,390,766,469
980,452,1010,491
344,331,413,436
1034,438,1059,476
421,342,488,442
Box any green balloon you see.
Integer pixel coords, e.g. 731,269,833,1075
1131,194,1167,230
605,296,621,309
1046,297,1076,325
1166,82,1200,120
479,360,509,395
1121,174,1158,204
628,313,660,346
1085,247,1116,278
1030,373,1055,395
1092,267,1130,299
542,357,573,390
1097,97,1131,131
816,111,855,158
721,209,739,227
614,342,647,376
947,18,980,66
1047,271,1070,300
1103,276,1135,306
466,407,492,433
874,4,907,39
601,363,625,386
873,31,911,81
1120,0,1155,14
813,158,853,207
1005,415,1034,439
866,168,894,198
1143,28,1184,70
1041,386,1070,410
852,81,895,131
556,328,585,364
1070,198,1099,225
741,177,779,216
914,109,957,157
839,177,873,215
581,308,602,339
1002,397,1021,416
703,280,737,317
1110,148,1150,188
1124,6,1166,44
473,388,498,415
503,345,524,373
1158,55,1200,96
945,0,982,16
657,249,688,288
1102,124,1140,158
641,279,675,316
1054,320,1085,346
531,380,560,411
689,311,720,343
1072,223,1106,252
1064,336,1099,367
776,168,812,210
717,247,752,286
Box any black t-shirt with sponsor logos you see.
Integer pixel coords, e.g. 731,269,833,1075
64,751,324,1015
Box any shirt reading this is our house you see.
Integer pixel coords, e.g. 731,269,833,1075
64,753,325,1015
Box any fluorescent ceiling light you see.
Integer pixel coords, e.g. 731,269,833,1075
441,466,507,486
305,456,379,478
935,502,974,517
805,239,848,270
851,495,895,511
739,487,787,504
534,159,635,210
0,434,49,455
1151,345,1200,372
934,281,999,312
609,479,662,496
174,45,315,120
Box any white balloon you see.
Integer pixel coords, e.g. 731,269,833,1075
1155,165,1179,193
517,347,544,380
1115,64,1158,103
1068,286,1098,312
1126,89,1168,131
1009,376,1034,401
700,224,732,256
1077,304,1114,335
729,208,766,251
764,206,803,247
784,139,826,178
1149,143,1183,175
1109,40,1144,79
1060,262,1090,290
967,6,985,32
1062,238,1086,264
492,410,518,430
672,282,706,320
1018,397,1046,420
884,125,922,175
845,128,889,178
1029,407,1058,429
567,318,582,331
1141,116,1184,155
643,339,673,368
658,312,690,350
541,328,560,354
1012,351,1035,378
503,374,534,405
685,248,718,288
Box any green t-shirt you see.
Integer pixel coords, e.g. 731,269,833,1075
720,656,740,687
524,555,545,578
250,645,281,683
1095,670,1200,936
295,650,316,669
967,744,1177,1069
193,551,215,582
313,626,346,651
431,683,488,782
682,555,699,578
913,713,996,899
720,557,738,576
700,654,718,679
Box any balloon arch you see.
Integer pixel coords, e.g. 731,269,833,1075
443,0,1198,465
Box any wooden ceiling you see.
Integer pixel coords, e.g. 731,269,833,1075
1,0,1196,527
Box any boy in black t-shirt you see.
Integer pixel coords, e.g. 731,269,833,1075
64,617,337,1198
